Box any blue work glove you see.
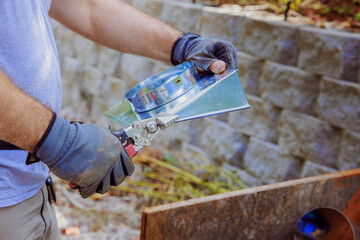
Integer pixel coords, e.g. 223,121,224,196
26,113,134,198
171,32,238,72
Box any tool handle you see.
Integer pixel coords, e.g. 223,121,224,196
69,182,80,190
112,129,129,144
125,144,137,158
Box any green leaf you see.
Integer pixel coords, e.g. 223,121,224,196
342,6,350,15
162,156,174,163
320,7,330,14
355,12,360,21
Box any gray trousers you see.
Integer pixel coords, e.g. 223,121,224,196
0,184,60,240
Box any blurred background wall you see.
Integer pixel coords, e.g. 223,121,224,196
52,0,360,187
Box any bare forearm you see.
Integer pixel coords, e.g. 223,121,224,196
0,70,52,152
50,0,181,62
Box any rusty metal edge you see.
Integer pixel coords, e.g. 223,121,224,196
344,187,360,225
142,168,360,215
140,211,147,240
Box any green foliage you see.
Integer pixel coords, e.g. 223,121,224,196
113,153,247,206
321,7,331,14
356,12,360,21
212,0,360,29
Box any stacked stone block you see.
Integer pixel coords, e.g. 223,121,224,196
53,0,360,186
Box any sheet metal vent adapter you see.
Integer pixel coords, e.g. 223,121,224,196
105,62,250,128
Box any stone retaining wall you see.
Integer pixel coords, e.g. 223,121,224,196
52,0,360,187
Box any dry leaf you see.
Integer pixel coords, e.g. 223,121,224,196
91,193,104,201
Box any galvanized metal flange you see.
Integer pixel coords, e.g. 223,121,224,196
105,62,250,128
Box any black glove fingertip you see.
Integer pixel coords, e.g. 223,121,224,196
213,42,238,70
213,42,231,63
95,176,111,195
110,165,126,186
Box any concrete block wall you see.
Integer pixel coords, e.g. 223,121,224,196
52,0,360,187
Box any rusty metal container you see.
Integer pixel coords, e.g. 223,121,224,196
140,169,360,240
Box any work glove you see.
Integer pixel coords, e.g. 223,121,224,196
171,32,238,73
26,113,134,198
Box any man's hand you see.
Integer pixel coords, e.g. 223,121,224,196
0,67,133,199
27,114,134,198
171,33,238,74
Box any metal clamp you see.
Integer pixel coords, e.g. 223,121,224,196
113,114,179,155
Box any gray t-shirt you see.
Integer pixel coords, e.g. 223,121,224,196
0,0,62,207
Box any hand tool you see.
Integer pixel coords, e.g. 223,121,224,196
112,113,179,158
69,113,179,190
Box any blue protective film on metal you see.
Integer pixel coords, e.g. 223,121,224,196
125,62,198,113
105,62,250,128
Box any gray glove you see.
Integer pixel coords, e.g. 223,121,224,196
26,113,134,198
171,32,238,72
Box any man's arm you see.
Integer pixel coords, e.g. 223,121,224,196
0,70,52,152
49,0,180,62
2,0,178,153
49,0,230,73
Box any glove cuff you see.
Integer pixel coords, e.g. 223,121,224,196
26,114,75,166
171,32,200,66
26,112,57,165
